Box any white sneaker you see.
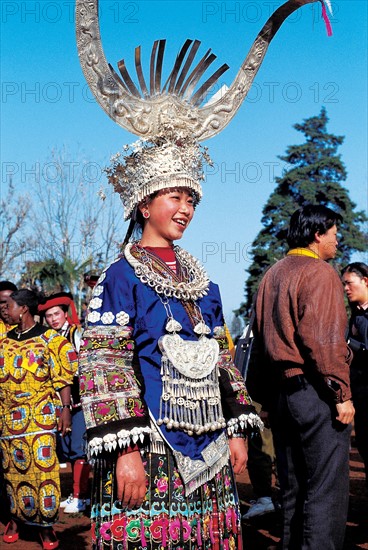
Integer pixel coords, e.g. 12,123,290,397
60,494,74,508
63,497,87,513
242,497,275,519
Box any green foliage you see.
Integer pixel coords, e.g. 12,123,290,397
20,257,93,296
237,108,367,318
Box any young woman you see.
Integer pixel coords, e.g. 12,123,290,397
79,138,262,550
342,262,368,487
0,289,77,549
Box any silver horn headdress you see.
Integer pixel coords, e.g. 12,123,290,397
76,0,331,218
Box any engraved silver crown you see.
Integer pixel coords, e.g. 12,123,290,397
76,0,325,217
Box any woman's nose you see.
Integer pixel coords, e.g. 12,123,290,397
179,201,190,214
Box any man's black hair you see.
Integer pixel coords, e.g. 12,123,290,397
0,281,17,292
287,205,342,249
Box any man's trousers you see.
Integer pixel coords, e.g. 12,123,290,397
272,376,352,550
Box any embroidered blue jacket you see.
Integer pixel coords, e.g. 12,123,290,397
79,252,258,493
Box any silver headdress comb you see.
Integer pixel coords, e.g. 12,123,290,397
76,0,331,217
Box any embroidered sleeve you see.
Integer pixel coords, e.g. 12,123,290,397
214,326,263,435
79,260,151,455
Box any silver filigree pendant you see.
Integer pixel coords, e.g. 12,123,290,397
165,318,183,333
193,321,211,335
160,333,219,379
157,334,225,435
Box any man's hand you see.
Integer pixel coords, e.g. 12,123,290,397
229,437,248,475
336,399,355,424
116,451,147,509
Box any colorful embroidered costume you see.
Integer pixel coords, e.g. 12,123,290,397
80,244,261,549
74,1,333,546
0,325,78,526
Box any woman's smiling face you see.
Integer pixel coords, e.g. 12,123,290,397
139,187,195,247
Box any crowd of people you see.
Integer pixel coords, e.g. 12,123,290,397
3,0,365,547
234,207,368,550
0,198,367,550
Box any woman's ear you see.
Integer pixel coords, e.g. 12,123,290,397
139,205,150,220
138,204,148,218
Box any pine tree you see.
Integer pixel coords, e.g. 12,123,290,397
237,108,367,317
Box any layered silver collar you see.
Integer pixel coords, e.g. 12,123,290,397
124,242,210,301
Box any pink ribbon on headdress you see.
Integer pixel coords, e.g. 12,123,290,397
320,0,333,37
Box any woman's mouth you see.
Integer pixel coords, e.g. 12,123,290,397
173,218,186,227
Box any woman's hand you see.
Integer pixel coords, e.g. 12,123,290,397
116,450,147,509
58,407,72,436
229,437,248,475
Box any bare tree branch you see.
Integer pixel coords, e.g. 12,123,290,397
29,146,124,294
0,178,34,278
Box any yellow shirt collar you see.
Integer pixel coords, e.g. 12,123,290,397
287,248,320,259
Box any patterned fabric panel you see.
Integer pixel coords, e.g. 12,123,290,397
0,328,78,526
1,431,60,526
41,330,78,390
0,331,77,436
79,325,150,447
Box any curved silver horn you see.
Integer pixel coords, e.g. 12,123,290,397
76,0,318,141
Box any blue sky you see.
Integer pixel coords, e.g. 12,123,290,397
1,0,367,323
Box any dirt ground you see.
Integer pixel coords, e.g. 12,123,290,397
1,442,367,550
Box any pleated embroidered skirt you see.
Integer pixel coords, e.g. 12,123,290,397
91,449,243,549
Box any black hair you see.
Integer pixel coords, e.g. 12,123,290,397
341,262,368,279
0,281,17,292
10,289,39,316
287,205,343,249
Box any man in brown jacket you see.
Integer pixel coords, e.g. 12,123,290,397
256,205,354,550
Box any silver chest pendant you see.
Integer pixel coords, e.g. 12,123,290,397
157,332,226,435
